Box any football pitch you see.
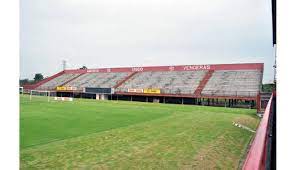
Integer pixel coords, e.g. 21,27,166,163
20,95,259,169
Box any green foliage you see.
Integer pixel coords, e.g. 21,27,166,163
19,79,35,85
20,95,259,169
80,66,87,69
33,73,44,82
20,73,44,85
262,83,276,92
19,79,29,86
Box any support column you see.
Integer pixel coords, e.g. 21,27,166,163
252,100,255,108
257,94,261,112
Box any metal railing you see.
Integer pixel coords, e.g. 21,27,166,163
243,93,275,169
201,90,259,97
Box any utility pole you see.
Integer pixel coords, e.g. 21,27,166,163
62,60,67,70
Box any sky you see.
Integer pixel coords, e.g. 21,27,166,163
20,0,274,83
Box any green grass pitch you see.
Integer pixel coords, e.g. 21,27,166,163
20,95,259,169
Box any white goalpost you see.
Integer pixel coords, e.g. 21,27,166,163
19,87,24,95
30,90,51,102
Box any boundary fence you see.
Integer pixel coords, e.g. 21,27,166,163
243,93,276,169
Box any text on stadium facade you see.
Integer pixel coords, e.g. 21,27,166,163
87,69,102,73
183,65,211,71
85,65,211,73
63,63,263,74
131,67,144,72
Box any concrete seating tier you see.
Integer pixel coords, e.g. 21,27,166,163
64,72,130,90
116,71,207,94
37,73,80,90
201,70,262,97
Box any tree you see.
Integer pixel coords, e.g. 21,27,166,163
261,83,276,93
80,66,87,70
34,73,44,82
19,79,29,86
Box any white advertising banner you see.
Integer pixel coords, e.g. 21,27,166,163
128,89,144,93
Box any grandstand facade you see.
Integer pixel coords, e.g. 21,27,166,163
24,63,264,110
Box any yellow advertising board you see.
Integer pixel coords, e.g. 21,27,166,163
56,86,67,91
56,86,77,91
143,88,161,94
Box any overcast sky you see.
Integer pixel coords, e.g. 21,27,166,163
20,0,274,83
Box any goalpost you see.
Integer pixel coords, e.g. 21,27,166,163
30,90,51,102
19,87,24,95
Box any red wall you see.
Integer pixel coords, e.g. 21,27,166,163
243,94,274,170
64,63,264,74
24,63,263,90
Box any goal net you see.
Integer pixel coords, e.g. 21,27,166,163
30,90,51,102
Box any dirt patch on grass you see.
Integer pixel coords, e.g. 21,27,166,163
233,116,259,130
182,133,245,169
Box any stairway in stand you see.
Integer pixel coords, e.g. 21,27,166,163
113,72,138,88
194,70,214,97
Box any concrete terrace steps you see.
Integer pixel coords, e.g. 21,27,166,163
115,71,207,94
36,73,80,90
60,73,86,88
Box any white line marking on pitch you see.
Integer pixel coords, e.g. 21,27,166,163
232,122,256,133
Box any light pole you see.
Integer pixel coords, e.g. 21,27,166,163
62,60,67,70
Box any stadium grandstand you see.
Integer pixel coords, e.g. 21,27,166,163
23,63,266,112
